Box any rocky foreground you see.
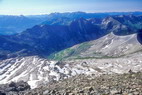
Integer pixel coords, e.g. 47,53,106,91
26,71,142,95
0,81,30,95
24,72,142,95
0,72,142,95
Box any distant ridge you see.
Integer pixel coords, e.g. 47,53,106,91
0,15,142,60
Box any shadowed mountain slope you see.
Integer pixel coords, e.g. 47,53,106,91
0,15,142,60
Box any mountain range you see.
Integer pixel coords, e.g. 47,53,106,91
0,11,142,35
0,15,142,60
0,12,142,94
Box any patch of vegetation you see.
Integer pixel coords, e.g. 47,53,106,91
74,42,92,54
48,42,92,60
48,48,75,60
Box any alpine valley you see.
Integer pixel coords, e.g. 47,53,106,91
0,12,142,95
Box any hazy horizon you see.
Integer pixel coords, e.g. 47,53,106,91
0,0,142,15
0,11,142,16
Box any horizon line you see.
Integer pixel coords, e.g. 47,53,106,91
0,11,142,16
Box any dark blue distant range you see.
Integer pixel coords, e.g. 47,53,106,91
0,12,142,59
0,11,142,35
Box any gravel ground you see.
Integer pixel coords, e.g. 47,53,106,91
25,72,142,95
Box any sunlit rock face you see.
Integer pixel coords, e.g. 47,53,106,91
50,33,142,60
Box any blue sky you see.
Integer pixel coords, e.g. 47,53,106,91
0,0,142,15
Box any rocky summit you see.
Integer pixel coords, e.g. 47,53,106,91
27,72,142,95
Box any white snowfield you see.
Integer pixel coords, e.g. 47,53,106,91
0,53,142,89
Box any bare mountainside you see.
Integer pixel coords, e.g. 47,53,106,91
49,33,142,60
0,32,142,89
